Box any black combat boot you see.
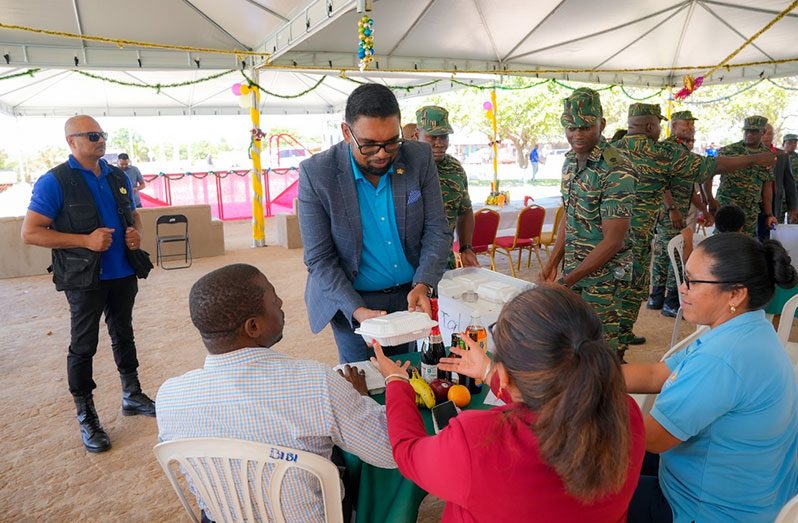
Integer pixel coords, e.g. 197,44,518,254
646,286,665,310
661,291,680,318
74,394,111,453
120,371,156,417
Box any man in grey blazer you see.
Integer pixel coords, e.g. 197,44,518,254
298,84,452,363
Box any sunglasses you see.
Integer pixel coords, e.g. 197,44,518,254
683,275,741,290
69,131,108,142
346,124,403,156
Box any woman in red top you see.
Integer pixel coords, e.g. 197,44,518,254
371,284,645,522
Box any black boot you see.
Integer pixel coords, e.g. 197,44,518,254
662,291,680,318
120,372,156,417
647,286,665,310
74,394,111,453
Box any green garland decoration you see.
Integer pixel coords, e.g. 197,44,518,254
0,68,40,81
75,69,236,93
240,71,326,99
766,78,798,91
683,79,764,105
619,85,664,101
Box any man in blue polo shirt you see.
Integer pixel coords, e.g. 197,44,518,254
299,84,451,363
22,115,155,454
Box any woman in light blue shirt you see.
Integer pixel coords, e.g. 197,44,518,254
625,233,798,522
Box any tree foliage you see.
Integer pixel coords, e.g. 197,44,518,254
108,127,151,162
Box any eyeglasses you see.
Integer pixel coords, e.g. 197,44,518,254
683,275,741,290
346,124,403,156
69,131,108,142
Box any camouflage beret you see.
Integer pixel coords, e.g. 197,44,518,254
561,88,603,128
782,133,797,142
416,106,453,136
743,115,768,130
628,103,668,121
671,110,697,121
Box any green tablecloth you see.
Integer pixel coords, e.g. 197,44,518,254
342,352,492,523
764,285,798,317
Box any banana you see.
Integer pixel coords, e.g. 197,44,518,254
409,369,436,409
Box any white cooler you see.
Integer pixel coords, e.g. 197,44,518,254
436,268,534,351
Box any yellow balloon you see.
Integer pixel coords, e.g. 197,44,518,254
239,84,250,95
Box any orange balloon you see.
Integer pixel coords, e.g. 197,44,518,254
447,384,471,408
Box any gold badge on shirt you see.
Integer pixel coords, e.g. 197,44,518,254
119,187,128,195
396,168,405,175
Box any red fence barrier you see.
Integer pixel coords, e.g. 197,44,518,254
140,168,299,221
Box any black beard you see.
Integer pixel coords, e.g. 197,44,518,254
355,157,392,178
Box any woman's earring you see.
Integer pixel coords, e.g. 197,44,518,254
729,304,737,314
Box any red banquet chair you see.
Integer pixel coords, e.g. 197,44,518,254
453,208,500,270
492,204,545,277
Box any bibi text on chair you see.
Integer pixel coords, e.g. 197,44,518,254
156,214,192,270
153,437,344,523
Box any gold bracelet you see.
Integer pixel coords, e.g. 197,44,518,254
384,373,410,385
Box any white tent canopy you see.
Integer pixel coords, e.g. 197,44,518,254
0,0,796,116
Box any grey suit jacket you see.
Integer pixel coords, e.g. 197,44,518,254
298,140,452,333
772,153,798,219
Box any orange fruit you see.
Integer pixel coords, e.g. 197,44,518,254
447,384,471,408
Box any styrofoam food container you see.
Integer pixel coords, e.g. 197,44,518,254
478,281,521,304
437,278,469,298
354,311,438,346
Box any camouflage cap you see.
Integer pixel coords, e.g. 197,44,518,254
743,115,768,130
416,106,454,136
671,110,697,121
782,133,797,142
561,88,603,128
628,103,668,121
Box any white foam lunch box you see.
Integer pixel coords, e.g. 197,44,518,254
354,311,438,346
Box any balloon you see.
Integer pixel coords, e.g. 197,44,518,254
231,83,241,96
483,101,493,111
240,84,251,96
364,28,372,37
358,49,366,59
486,109,494,120
238,94,252,109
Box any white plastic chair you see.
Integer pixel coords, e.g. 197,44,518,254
153,438,344,523
631,325,709,417
666,233,706,348
777,294,798,369
776,493,798,523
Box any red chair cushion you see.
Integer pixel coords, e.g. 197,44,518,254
494,236,535,249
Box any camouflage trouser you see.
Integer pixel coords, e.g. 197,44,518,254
619,231,655,343
572,279,625,354
651,226,680,291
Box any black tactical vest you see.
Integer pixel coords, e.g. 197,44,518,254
49,162,132,291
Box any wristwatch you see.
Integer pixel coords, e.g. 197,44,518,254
458,243,473,253
413,282,434,297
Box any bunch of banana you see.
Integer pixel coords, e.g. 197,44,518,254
409,369,436,409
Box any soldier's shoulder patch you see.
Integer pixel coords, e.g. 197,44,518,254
602,145,624,166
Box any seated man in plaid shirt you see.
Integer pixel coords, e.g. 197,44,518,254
156,263,395,522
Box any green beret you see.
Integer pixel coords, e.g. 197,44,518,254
671,110,697,121
743,115,768,131
561,88,603,128
628,103,668,121
783,133,798,142
416,106,453,136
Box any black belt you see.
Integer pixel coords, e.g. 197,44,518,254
358,282,412,295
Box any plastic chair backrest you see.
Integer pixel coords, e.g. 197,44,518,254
777,293,798,346
153,437,343,523
472,209,500,249
516,205,545,240
776,493,798,523
667,233,707,306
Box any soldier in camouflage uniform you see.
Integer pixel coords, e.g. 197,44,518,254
540,88,636,361
786,134,798,223
416,106,478,268
712,116,777,237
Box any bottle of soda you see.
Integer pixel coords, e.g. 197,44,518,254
451,332,478,393
464,313,486,394
450,332,464,385
421,328,445,383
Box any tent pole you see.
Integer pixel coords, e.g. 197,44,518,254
249,68,266,247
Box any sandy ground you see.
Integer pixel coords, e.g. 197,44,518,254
0,220,709,522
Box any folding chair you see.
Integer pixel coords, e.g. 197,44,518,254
153,437,344,523
156,214,192,270
454,208,500,270
539,205,563,256
491,204,545,277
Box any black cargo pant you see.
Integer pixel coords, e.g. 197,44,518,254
64,275,139,397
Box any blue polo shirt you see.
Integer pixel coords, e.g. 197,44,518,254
653,309,798,522
28,155,136,280
350,152,414,291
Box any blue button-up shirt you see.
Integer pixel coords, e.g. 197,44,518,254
28,155,135,280
350,152,415,291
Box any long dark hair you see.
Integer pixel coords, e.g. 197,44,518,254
699,233,798,309
492,284,631,502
